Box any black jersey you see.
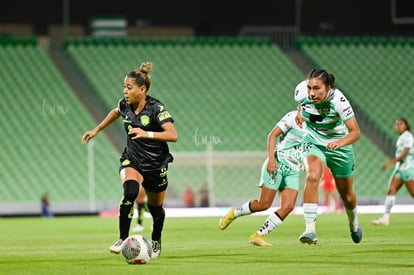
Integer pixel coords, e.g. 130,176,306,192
117,95,174,172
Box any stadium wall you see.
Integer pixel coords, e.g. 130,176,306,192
0,0,412,37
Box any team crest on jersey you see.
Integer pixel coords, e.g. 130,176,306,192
141,115,150,126
318,106,330,116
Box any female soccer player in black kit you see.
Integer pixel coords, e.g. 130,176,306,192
82,62,178,258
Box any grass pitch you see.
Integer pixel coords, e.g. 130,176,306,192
1,213,413,274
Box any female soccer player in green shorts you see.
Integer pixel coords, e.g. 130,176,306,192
218,81,308,246
372,118,414,226
295,68,362,244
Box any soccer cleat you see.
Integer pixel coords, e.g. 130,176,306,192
218,207,237,230
151,239,161,258
249,232,272,247
132,224,144,232
299,232,318,245
350,226,362,244
109,239,124,254
372,217,389,226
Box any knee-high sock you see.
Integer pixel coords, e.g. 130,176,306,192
119,180,139,239
257,212,283,235
303,203,318,233
383,195,395,220
137,202,146,225
234,201,252,217
148,204,165,241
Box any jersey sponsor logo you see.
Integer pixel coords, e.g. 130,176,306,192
141,115,150,126
309,114,323,123
158,111,172,121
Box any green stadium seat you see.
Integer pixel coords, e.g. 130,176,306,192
0,43,121,205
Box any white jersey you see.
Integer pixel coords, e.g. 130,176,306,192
275,110,307,171
395,130,414,170
296,88,354,147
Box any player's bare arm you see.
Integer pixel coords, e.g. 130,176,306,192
82,108,120,144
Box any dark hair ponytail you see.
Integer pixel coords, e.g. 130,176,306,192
307,68,335,88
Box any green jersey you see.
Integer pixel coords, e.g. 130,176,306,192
395,130,414,170
275,110,307,171
296,88,354,147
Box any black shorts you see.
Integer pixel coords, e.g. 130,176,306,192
119,161,169,193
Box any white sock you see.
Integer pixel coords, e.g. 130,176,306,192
234,201,251,217
383,195,395,220
257,212,283,235
303,203,318,233
346,207,359,231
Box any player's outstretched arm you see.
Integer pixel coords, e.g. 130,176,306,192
82,109,120,144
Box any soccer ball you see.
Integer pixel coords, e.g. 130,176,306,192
121,235,152,264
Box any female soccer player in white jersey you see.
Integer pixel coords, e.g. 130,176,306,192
218,81,308,246
295,68,362,244
372,118,414,226
82,62,178,258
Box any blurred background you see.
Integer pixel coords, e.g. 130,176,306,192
1,0,413,216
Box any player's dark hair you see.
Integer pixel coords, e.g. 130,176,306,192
307,68,335,89
399,117,411,132
127,62,153,90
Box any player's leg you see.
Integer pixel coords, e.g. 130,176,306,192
143,167,169,259
219,157,278,230
219,186,277,230
250,188,298,246
335,176,362,243
406,180,414,197
110,167,143,254
373,175,403,226
132,185,146,232
328,146,362,243
250,167,300,246
332,191,343,213
146,190,166,259
299,154,324,245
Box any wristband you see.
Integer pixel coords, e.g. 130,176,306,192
147,131,154,139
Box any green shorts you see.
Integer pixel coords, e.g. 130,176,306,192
259,157,300,191
301,142,355,178
392,167,414,181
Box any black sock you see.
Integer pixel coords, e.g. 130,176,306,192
137,203,145,225
119,200,134,240
147,204,165,241
119,180,139,240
